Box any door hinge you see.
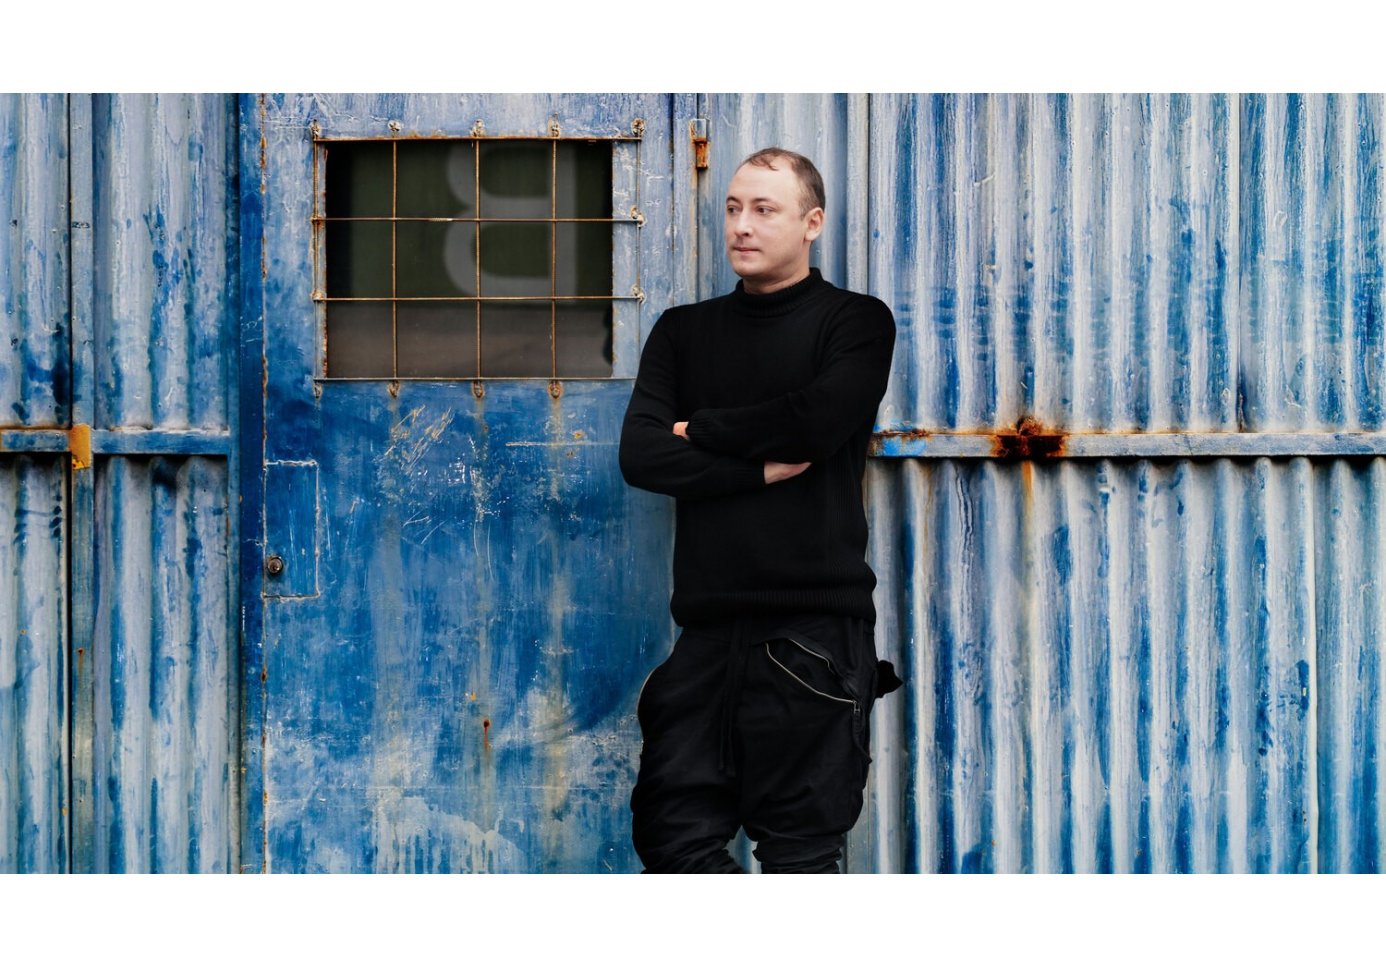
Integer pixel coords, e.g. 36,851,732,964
691,117,710,171
68,423,92,471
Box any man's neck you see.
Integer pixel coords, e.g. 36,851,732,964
740,265,811,295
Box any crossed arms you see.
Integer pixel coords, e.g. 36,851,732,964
619,301,895,500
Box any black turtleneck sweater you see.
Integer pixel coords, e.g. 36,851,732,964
619,269,896,627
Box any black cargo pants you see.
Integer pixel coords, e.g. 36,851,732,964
630,613,897,874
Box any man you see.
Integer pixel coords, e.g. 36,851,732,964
619,147,899,874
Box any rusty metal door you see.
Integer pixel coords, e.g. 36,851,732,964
241,94,690,872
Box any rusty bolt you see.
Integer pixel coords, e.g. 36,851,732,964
632,117,646,138
265,555,285,577
549,380,563,399
388,120,402,134
471,119,486,138
472,381,485,399
548,119,562,138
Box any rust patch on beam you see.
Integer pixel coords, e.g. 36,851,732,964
992,416,1067,460
68,424,92,470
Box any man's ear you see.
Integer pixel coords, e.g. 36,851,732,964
804,206,825,243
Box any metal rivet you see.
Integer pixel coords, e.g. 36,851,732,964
471,119,486,137
632,117,645,138
548,119,562,138
472,381,486,399
265,555,285,576
549,380,563,399
388,119,402,134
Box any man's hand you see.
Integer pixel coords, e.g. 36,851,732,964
764,461,811,484
676,421,807,484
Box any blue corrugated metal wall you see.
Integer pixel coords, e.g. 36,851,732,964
701,93,1382,872
2,94,238,872
2,93,70,873
3,92,1383,872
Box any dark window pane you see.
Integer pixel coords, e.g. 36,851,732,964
478,142,551,219
555,223,612,297
556,142,612,219
397,141,475,218
556,303,613,378
327,303,392,377
397,221,476,297
325,142,393,218
481,302,552,377
325,221,393,298
398,302,475,378
479,223,551,296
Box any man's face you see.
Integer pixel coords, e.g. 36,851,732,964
724,161,824,294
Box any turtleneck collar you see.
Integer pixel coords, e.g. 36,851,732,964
728,268,827,318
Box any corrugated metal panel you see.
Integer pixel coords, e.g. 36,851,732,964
91,456,233,872
81,94,239,872
0,456,67,872
836,93,1384,873
1,92,70,427
1314,458,1385,873
92,94,234,432
1242,94,1384,432
858,457,1353,872
867,93,1240,435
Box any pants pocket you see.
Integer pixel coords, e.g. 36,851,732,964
763,637,860,712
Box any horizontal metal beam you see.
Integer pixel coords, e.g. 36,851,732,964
870,431,1386,460
0,427,232,457
10,427,1386,461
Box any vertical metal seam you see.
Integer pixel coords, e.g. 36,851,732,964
550,138,557,379
1303,457,1321,871
66,92,97,874
474,138,481,377
222,92,242,875
1233,94,1245,431
390,140,398,379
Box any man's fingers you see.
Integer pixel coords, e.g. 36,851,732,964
764,461,812,484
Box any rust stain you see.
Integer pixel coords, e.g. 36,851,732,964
991,416,1067,460
68,424,92,471
483,718,492,751
76,646,83,676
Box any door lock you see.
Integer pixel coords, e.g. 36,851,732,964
265,555,285,577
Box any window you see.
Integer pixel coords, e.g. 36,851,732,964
314,136,638,379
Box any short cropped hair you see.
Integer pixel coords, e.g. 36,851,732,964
738,147,826,216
